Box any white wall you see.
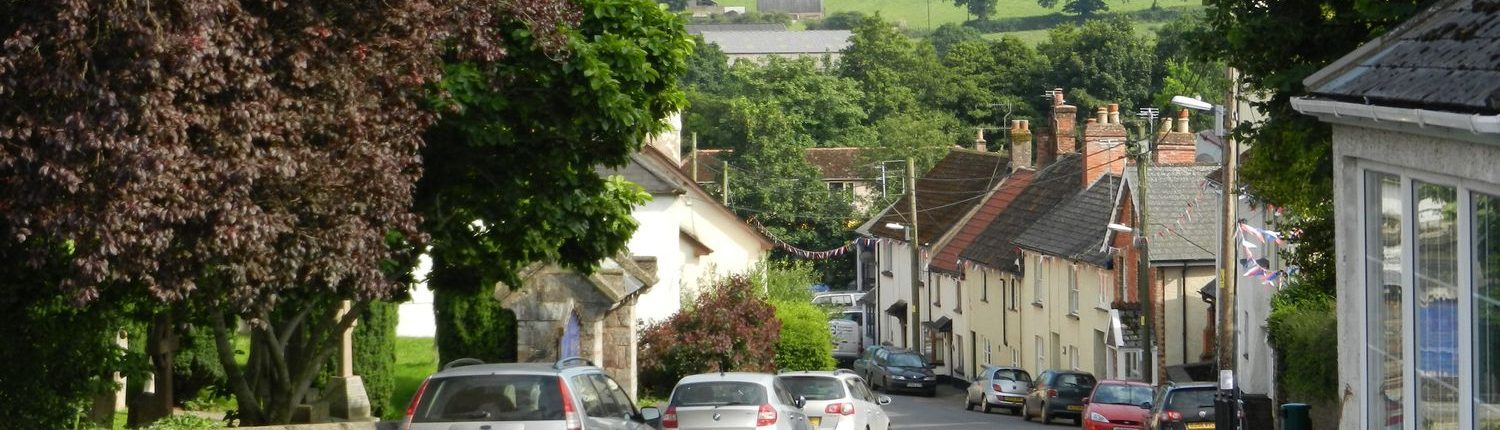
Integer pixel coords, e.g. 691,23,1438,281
631,194,688,323
397,254,435,337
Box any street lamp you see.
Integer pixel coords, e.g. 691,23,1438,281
1171,95,1225,138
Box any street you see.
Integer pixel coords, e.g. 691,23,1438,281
881,384,1071,430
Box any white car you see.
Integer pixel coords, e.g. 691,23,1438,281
812,292,866,307
779,370,893,430
663,372,814,430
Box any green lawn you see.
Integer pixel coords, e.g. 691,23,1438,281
987,19,1167,45
387,337,439,420
715,0,1197,30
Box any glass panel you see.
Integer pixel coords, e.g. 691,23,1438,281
1365,172,1403,429
1476,192,1500,426
1414,181,1457,427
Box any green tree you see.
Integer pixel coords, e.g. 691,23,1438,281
807,11,869,30
1200,0,1430,292
1148,13,1228,132
1038,16,1155,115
1038,0,1110,16
865,109,965,178
929,24,984,57
838,15,923,121
954,0,1000,22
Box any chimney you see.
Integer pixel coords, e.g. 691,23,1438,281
1009,120,1033,170
1082,102,1128,186
1108,104,1120,124
974,128,988,152
1050,88,1077,157
1154,109,1199,165
1035,127,1056,168
645,111,683,164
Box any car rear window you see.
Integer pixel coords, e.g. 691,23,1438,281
1055,373,1096,388
994,369,1031,383
412,374,564,422
670,382,768,407
1091,384,1152,405
780,376,848,401
1167,388,1217,411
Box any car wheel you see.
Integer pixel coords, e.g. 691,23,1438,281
964,394,974,411
1021,401,1032,421
980,399,992,414
1039,401,1051,424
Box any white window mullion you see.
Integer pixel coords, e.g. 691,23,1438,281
1401,176,1417,430
1357,170,1370,430
1460,189,1474,429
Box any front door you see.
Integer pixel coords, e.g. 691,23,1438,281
561,313,581,359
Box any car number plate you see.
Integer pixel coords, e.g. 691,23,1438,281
906,383,924,387
1067,405,1085,411
1003,396,1024,402
1186,423,1215,430
810,417,821,427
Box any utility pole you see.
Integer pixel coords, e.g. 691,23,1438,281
1215,66,1241,430
1136,138,1155,386
907,157,922,353
690,132,699,183
721,160,729,205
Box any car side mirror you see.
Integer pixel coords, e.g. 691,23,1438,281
1082,397,1090,404
1140,401,1152,410
877,395,893,406
794,395,807,409
640,407,661,422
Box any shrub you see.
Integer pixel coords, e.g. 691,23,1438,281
433,278,518,366
173,323,228,406
353,300,399,418
772,300,836,371
1265,282,1337,402
638,275,780,397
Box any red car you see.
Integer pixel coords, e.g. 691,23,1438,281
1081,380,1154,430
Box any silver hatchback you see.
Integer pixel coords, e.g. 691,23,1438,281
964,365,1032,414
778,370,892,430
663,372,813,430
401,357,661,430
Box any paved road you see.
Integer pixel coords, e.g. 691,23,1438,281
881,384,1074,430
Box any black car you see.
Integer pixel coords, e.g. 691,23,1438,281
861,348,937,396
1147,382,1217,430
1021,369,1097,425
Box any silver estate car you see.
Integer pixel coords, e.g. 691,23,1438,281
663,372,813,430
964,365,1033,414
779,369,893,430
401,357,661,430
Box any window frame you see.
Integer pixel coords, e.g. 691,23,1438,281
1068,263,1080,317
1033,255,1046,307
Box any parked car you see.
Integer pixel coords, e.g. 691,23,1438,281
1146,382,1217,430
829,318,862,364
663,372,813,430
963,365,1032,414
1021,369,1098,425
779,369,893,430
862,348,937,396
850,345,886,382
401,357,661,430
1081,380,1154,430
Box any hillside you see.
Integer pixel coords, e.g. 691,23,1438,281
714,0,1201,31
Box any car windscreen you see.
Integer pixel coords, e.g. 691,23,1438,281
779,376,847,401
1167,388,1217,411
1055,373,1096,388
670,382,768,407
1091,384,1152,405
994,369,1031,383
412,374,564,422
886,353,926,368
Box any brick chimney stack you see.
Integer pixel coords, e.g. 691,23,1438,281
1082,103,1128,186
1044,88,1075,165
1009,120,1033,169
974,128,988,152
1154,109,1199,165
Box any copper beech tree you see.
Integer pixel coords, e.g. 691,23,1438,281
0,0,610,425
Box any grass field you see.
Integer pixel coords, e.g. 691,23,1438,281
714,0,1199,31
986,19,1168,44
388,337,439,420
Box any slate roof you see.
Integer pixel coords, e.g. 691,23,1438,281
757,0,823,14
1302,0,1500,114
929,170,1033,274
699,30,852,55
1125,164,1221,262
681,148,871,182
686,24,788,34
1013,172,1121,267
959,153,1085,273
868,149,1010,245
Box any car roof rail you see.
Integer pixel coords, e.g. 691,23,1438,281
834,369,858,376
442,357,485,371
555,356,594,370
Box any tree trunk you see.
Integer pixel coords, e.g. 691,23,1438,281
215,299,369,425
130,311,179,427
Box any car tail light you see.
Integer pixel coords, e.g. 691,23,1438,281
662,406,679,428
992,384,1003,392
1164,410,1183,422
824,402,856,416
558,378,582,430
757,403,778,426
401,377,430,430
1047,389,1058,398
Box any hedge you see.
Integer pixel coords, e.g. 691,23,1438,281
772,300,836,372
433,286,518,366
1265,282,1337,403
353,300,398,418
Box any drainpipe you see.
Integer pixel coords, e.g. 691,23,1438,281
1181,263,1189,365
